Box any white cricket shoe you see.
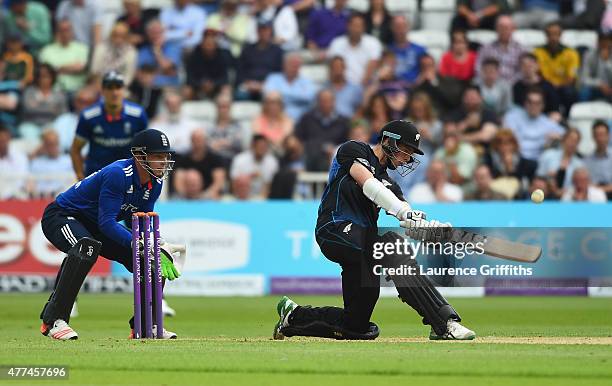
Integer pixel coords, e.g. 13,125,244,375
70,302,78,318
429,319,476,340
153,325,177,339
161,298,176,317
41,319,78,340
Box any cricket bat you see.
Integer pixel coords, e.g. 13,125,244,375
446,229,542,263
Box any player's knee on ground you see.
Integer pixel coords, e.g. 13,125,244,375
282,320,380,340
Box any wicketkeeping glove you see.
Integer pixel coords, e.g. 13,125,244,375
160,251,181,281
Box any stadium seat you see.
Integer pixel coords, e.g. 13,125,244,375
142,0,173,9
420,0,455,31
231,101,262,121
182,101,216,122
345,0,368,12
427,47,445,64
569,102,612,155
386,0,418,14
513,29,546,49
301,64,328,85
410,30,450,51
561,30,598,49
467,29,497,46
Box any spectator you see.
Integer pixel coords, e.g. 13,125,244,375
388,15,427,85
305,0,350,52
561,167,607,202
185,29,234,100
91,22,138,86
476,15,527,83
230,135,279,200
434,123,478,186
536,128,584,191
206,0,255,57
585,121,612,199
52,86,97,153
452,0,506,31
236,21,283,101
137,19,182,87
513,52,560,118
513,0,559,29
279,134,305,172
483,128,537,197
128,65,162,119
70,72,147,180
560,0,606,30
364,51,409,119
269,134,306,199
173,169,205,199
327,13,382,85
263,53,318,121
255,0,300,51
465,164,507,200
579,32,612,103
56,0,102,47
439,29,477,82
2,33,34,88
0,60,21,133
207,93,248,162
28,129,73,198
326,56,363,118
159,0,207,49
4,0,51,55
533,21,579,115
476,57,512,116
173,129,226,200
446,85,499,145
520,175,553,201
295,89,350,171
253,91,294,151
0,124,28,199
18,64,68,140
407,92,443,155
361,93,391,143
407,159,463,203
152,89,198,154
39,20,89,93
117,0,160,48
413,54,466,116
503,87,565,161
363,0,393,46
0,9,5,49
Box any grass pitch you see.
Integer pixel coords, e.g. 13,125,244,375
0,294,610,385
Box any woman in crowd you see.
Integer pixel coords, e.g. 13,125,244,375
252,91,294,152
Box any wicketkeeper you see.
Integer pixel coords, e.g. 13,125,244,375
274,120,476,341
39,129,185,340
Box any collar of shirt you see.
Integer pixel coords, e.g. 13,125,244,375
103,101,125,122
542,44,567,58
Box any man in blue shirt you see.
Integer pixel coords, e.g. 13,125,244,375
388,15,427,84
70,71,149,180
40,129,183,340
305,0,350,50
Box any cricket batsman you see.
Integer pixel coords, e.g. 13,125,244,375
39,129,184,340
273,120,476,340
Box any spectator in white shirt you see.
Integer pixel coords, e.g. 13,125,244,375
561,167,607,202
407,159,463,203
230,134,279,200
0,124,28,199
152,89,199,155
28,129,74,198
159,0,207,49
536,128,584,190
503,87,564,161
327,13,382,85
255,0,300,51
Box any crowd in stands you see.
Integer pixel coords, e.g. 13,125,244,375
1,0,611,203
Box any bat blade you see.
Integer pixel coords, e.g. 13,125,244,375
446,229,542,263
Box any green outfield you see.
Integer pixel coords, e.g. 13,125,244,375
0,294,611,385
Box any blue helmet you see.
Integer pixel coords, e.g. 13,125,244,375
131,129,175,179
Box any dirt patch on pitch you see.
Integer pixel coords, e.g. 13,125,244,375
374,336,612,345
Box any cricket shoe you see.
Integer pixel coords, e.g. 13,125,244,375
40,319,78,340
273,296,298,340
128,326,177,339
162,298,176,317
429,319,476,340
70,302,78,318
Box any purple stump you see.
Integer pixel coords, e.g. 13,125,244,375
152,213,163,338
143,214,153,338
131,214,141,339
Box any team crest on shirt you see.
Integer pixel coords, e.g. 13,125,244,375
93,125,103,134
343,223,352,234
124,122,131,134
126,185,133,194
